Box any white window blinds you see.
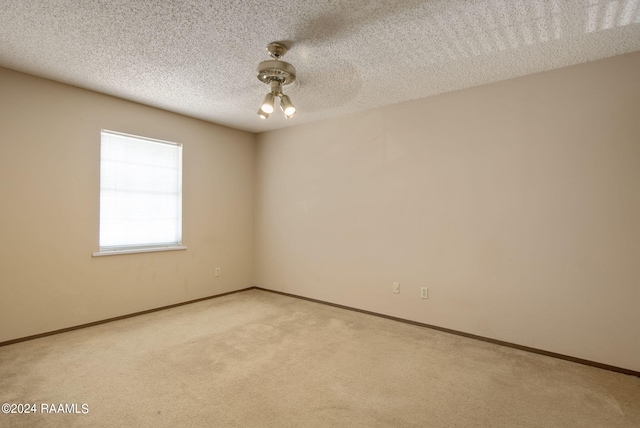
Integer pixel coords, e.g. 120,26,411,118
99,130,183,253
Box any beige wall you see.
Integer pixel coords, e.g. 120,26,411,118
255,52,640,371
0,67,255,342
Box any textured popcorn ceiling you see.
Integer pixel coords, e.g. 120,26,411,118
1,0,639,133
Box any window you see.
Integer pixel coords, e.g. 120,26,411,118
94,130,185,256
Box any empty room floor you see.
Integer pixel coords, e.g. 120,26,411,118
1,289,639,427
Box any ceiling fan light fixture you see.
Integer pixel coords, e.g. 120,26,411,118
260,92,275,114
256,42,298,120
280,94,296,117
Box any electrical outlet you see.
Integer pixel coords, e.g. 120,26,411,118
421,287,429,299
393,282,400,294
215,267,221,277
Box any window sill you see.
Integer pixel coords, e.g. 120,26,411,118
92,246,187,257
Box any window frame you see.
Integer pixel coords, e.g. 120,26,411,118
93,129,186,257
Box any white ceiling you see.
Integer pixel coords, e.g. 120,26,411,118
1,0,639,133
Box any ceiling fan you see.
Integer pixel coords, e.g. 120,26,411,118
256,42,297,119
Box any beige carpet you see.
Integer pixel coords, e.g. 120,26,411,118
1,289,639,427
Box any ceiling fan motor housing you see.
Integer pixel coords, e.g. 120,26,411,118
257,42,296,86
257,60,296,86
